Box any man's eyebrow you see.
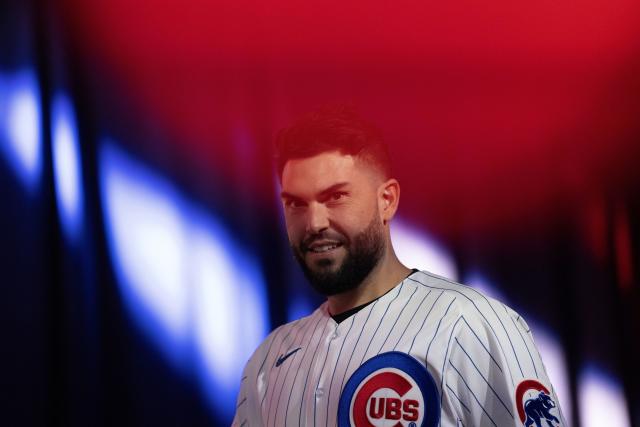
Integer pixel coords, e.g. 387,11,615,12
280,191,301,200
317,182,350,198
280,182,350,200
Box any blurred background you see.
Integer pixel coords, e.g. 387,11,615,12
1,0,639,425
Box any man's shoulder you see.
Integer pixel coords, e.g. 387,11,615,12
408,270,494,305
409,270,524,326
245,304,324,366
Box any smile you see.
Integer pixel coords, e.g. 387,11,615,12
305,241,344,255
310,243,341,253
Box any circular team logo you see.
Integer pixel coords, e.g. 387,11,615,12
338,352,439,427
515,379,561,427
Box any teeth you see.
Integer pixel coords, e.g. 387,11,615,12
312,244,338,253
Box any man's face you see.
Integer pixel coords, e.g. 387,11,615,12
280,151,386,296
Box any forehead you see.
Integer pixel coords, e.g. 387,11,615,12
281,151,369,197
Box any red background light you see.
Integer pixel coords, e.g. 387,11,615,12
59,0,640,240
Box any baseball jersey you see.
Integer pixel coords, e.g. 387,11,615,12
232,270,566,427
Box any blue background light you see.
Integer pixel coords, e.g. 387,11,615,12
0,69,42,192
464,272,509,303
100,142,191,362
391,220,458,281
52,93,84,239
287,295,316,323
579,365,631,427
99,142,269,419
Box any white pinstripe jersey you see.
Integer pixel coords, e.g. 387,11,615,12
233,270,566,427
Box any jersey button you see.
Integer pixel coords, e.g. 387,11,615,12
315,388,324,398
330,331,339,340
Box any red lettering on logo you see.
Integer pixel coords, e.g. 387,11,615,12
385,398,402,420
402,399,419,422
368,397,385,419
352,372,425,427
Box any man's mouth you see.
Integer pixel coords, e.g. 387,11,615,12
309,243,342,253
305,240,344,254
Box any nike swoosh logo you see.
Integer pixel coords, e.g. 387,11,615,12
275,347,302,367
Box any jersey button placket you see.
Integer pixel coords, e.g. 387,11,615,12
306,321,334,423
316,328,338,402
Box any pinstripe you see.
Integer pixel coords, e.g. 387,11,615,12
255,325,288,386
377,286,418,353
446,383,471,413
271,316,313,426
505,304,538,377
438,314,464,427
236,374,248,414
337,300,380,393
283,313,325,426
408,290,444,354
236,397,247,409
298,316,332,425
454,338,513,417
407,275,516,385
358,282,405,365
261,325,299,410
426,297,457,362
392,289,431,350
481,297,524,377
324,315,356,425
459,317,502,372
418,272,524,378
449,361,498,427
312,322,337,427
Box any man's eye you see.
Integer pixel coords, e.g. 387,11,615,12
330,192,346,201
286,199,305,208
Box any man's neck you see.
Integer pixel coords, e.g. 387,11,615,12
326,252,411,316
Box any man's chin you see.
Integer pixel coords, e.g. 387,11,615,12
305,258,341,273
305,249,344,267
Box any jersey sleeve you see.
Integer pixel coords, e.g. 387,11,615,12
231,359,257,427
232,324,288,427
231,362,249,427
443,299,566,427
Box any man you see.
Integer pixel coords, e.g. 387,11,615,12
233,106,565,427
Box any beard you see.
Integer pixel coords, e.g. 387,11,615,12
291,215,385,296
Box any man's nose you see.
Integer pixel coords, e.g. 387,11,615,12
306,202,330,234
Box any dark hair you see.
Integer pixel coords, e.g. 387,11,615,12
275,105,392,180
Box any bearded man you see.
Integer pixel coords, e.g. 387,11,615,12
233,106,565,427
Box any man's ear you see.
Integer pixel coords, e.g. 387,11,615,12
378,178,400,225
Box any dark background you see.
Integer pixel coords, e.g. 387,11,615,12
1,0,639,425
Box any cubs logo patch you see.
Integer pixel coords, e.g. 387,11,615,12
338,352,439,427
515,379,561,427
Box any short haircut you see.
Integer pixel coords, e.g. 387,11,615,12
275,105,392,181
